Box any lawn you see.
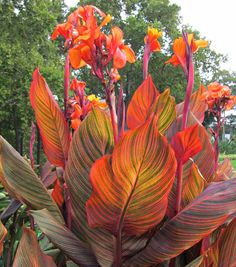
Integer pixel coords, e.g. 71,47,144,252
219,154,236,170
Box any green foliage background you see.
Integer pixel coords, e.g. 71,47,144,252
0,0,235,154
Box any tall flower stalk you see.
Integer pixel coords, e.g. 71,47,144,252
202,82,236,170
143,27,162,79
166,32,208,214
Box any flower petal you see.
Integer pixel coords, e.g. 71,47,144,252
113,47,126,69
122,45,136,63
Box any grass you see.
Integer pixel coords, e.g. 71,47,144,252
219,154,236,170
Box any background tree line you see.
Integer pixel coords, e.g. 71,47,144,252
0,0,235,156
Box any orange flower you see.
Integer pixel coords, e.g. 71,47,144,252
69,79,107,130
52,5,112,71
107,27,136,69
166,34,208,71
143,27,162,79
70,78,86,92
144,27,162,53
202,82,236,110
51,22,73,41
109,68,120,82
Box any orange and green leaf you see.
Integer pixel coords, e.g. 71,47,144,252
150,88,176,134
182,163,207,207
127,75,159,129
30,68,70,168
13,228,56,267
214,158,235,181
0,136,63,223
65,107,115,266
126,179,236,266
86,116,177,236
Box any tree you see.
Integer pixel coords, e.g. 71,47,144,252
68,0,233,104
0,0,65,154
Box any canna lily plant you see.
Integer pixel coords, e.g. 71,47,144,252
1,4,236,267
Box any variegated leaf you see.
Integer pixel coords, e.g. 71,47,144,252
31,209,99,266
0,136,63,223
30,68,70,168
86,116,177,235
13,228,56,267
126,179,236,266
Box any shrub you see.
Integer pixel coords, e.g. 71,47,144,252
0,4,236,267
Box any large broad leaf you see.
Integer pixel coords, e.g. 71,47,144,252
86,116,177,236
176,84,207,123
13,227,56,267
0,136,63,223
64,107,115,266
150,89,176,134
0,221,6,256
31,209,99,267
218,218,236,266
125,179,236,266
182,163,207,207
30,68,70,168
127,75,159,129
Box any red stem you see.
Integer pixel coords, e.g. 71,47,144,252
143,46,150,80
108,93,118,145
103,81,118,145
117,87,125,140
181,51,194,130
176,33,195,214
64,53,70,118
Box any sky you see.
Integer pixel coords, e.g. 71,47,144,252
168,0,236,72
65,0,236,72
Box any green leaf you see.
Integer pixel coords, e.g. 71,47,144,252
0,136,63,223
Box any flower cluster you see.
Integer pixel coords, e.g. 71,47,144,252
52,5,135,80
202,82,236,111
69,78,107,130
